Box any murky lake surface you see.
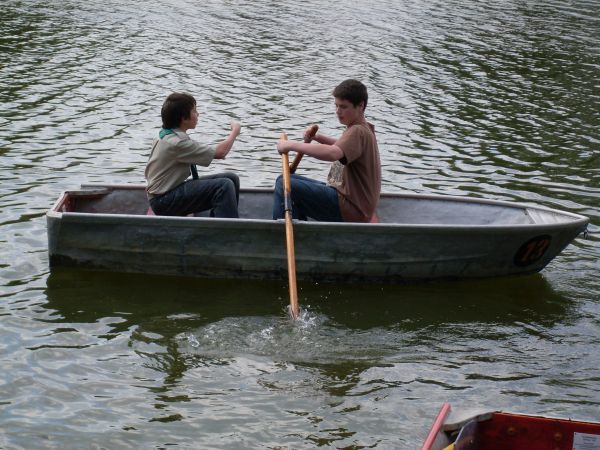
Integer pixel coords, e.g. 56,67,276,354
1,0,599,448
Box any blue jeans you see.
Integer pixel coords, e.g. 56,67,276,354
272,174,342,221
150,172,239,218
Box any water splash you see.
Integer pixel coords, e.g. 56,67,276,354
178,305,398,364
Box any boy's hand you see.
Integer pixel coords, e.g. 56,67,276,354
277,139,292,154
230,121,241,136
303,124,319,143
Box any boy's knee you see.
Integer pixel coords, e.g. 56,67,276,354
225,172,240,188
274,175,284,189
222,178,235,193
211,178,235,199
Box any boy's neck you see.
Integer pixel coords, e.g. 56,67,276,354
348,115,367,127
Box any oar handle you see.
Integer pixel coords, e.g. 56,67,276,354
289,124,319,174
280,132,299,320
281,133,292,200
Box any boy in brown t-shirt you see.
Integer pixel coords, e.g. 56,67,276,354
272,79,381,222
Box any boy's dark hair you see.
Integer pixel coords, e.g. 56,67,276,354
333,79,368,109
161,92,196,129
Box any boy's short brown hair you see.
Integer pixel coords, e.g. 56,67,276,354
333,79,368,109
161,92,196,129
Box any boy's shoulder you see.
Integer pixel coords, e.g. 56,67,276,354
171,129,189,140
159,129,189,144
345,122,376,138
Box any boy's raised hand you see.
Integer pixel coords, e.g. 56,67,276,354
230,121,241,137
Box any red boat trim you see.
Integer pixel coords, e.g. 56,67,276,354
422,402,451,450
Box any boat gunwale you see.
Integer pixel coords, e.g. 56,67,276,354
47,210,589,235
444,410,600,429
46,184,590,231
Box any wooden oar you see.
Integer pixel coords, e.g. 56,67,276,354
289,124,319,174
280,132,299,320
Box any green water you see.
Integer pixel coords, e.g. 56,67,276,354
1,0,598,448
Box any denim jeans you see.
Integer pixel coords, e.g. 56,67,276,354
272,174,342,221
150,172,239,218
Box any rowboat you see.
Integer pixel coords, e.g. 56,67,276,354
422,403,600,450
46,184,588,282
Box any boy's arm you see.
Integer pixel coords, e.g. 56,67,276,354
312,133,337,145
277,140,343,162
214,121,241,159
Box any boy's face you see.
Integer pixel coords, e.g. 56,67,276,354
335,98,364,126
180,106,199,131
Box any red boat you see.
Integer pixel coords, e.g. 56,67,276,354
422,403,600,450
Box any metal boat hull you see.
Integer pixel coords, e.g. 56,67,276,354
46,185,589,282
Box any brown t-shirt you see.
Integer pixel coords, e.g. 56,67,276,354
327,122,381,222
